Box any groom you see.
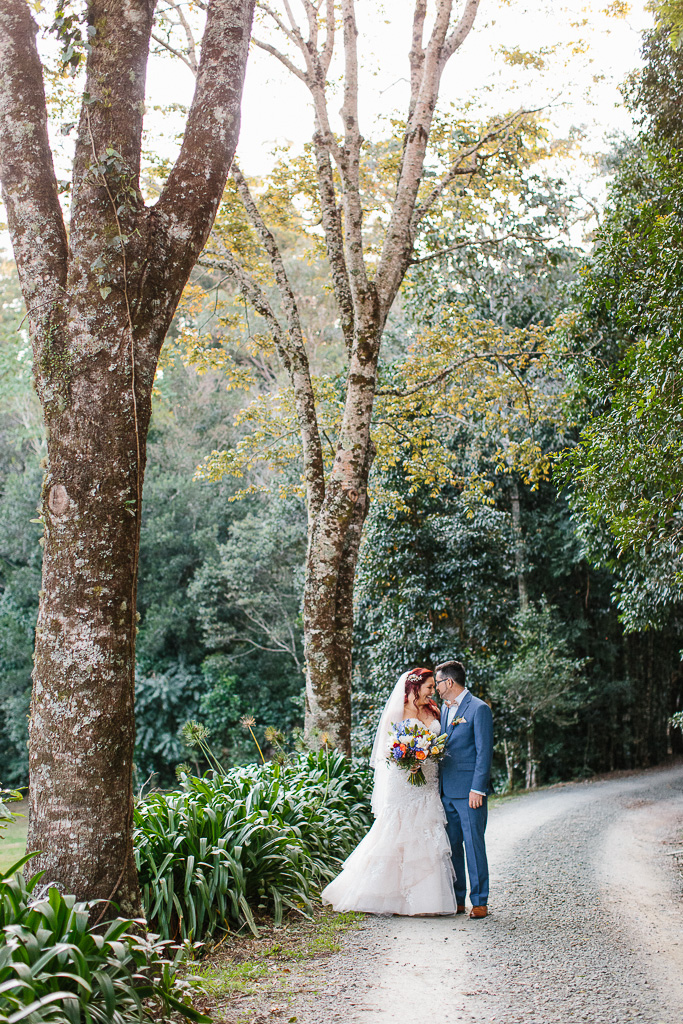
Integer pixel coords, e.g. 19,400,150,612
435,660,493,919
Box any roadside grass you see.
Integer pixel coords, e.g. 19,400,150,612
189,908,364,1022
0,800,28,874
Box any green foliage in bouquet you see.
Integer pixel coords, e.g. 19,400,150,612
134,750,372,945
0,858,208,1024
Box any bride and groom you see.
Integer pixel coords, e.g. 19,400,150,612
322,661,494,918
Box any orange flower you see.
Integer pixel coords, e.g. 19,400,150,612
399,744,407,753
415,750,427,760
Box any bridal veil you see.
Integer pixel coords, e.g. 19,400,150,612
369,670,409,817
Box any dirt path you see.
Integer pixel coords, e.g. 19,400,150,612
290,764,683,1024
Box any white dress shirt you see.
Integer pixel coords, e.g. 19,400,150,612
445,687,468,726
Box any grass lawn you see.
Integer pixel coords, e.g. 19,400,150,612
0,800,28,874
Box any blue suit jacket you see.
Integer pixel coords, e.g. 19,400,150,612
439,691,494,799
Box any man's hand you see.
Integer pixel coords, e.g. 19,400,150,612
469,790,484,809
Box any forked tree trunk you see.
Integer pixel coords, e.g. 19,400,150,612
206,0,489,750
0,0,254,910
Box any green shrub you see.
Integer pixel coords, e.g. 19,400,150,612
0,857,208,1024
134,750,372,944
0,785,22,836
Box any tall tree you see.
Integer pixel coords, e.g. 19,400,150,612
0,0,254,912
558,25,683,630
163,0,548,751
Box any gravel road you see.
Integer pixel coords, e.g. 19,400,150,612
292,763,683,1024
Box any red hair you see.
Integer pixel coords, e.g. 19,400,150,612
404,667,439,720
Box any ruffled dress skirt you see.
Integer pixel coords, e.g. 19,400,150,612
321,760,457,915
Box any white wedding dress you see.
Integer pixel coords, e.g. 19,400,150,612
321,709,457,916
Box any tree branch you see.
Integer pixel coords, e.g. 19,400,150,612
252,4,353,351
409,229,553,265
311,133,355,354
256,0,300,45
0,0,68,314
71,0,158,242
338,0,368,296
151,31,198,73
227,167,327,512
375,0,474,316
376,354,484,397
231,162,306,354
408,0,427,122
320,0,336,75
154,0,255,282
376,349,534,398
439,0,481,72
199,252,291,361
412,108,532,228
200,241,326,518
251,35,307,79
154,1,200,72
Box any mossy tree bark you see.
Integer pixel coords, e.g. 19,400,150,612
0,0,254,913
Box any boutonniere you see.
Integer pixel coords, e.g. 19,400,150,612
452,716,466,725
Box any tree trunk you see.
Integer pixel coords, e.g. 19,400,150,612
511,479,528,612
220,0,485,751
303,442,374,753
28,345,151,915
503,737,514,791
0,0,255,909
525,726,536,789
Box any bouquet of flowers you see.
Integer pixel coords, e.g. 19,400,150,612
387,720,448,787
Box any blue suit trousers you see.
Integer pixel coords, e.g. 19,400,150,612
442,795,489,907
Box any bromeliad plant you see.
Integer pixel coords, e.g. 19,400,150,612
134,750,372,944
0,858,209,1024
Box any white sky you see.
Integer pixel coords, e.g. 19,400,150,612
0,1,656,260
142,0,653,175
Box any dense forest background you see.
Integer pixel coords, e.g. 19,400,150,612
2,21,683,795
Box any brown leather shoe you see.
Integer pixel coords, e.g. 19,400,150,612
456,904,466,915
469,905,488,919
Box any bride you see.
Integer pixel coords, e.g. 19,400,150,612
321,667,457,916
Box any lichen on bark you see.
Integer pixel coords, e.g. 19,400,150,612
0,0,255,909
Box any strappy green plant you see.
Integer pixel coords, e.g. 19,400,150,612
0,858,210,1024
134,751,372,945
